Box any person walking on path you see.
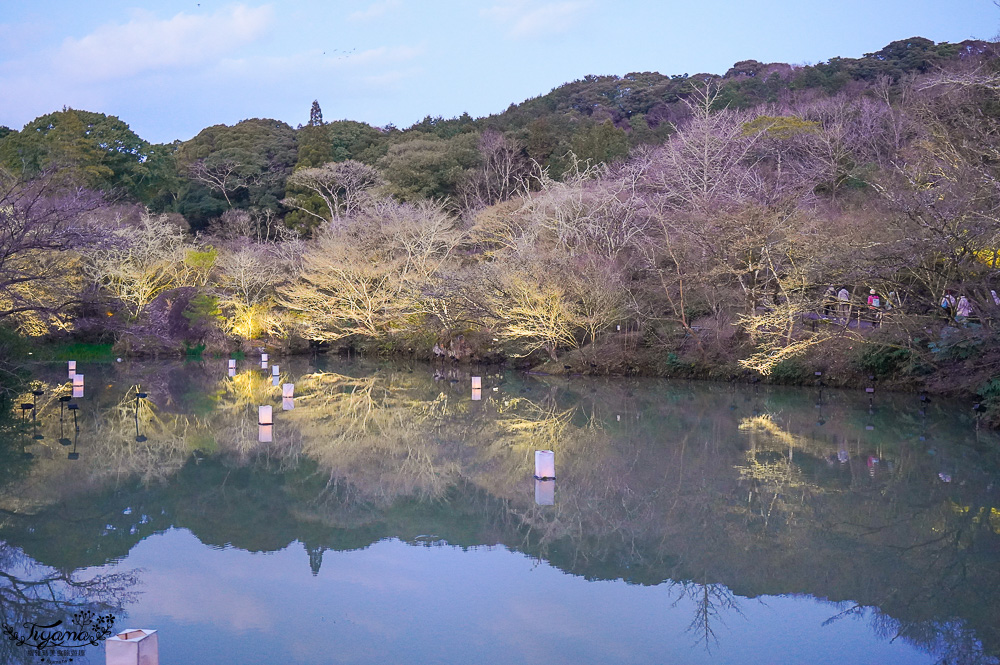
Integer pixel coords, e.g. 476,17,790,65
823,285,837,318
867,289,882,328
941,290,956,322
957,295,973,325
837,287,850,324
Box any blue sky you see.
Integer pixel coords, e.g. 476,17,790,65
0,1,995,144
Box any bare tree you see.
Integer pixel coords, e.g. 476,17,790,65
282,160,381,225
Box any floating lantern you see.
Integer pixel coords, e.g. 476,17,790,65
865,387,875,393
68,360,76,378
282,397,294,411
535,479,555,505
258,405,272,425
471,376,482,389
261,353,268,363
271,376,280,387
472,388,482,401
228,368,236,378
534,450,555,480
228,359,236,369
282,384,294,398
272,364,280,376
260,361,268,370
258,425,273,443
72,374,84,398
106,629,159,665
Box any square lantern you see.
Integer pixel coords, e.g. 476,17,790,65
228,368,236,378
106,628,158,665
534,450,555,480
271,376,280,387
471,376,482,389
228,359,236,369
259,405,273,425
68,360,76,379
272,365,280,376
261,353,268,363
72,374,84,398
282,384,294,398
535,479,555,506
282,397,294,411
472,388,482,401
258,424,273,443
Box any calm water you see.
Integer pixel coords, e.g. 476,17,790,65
1,358,999,665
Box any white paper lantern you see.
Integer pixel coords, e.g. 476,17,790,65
271,376,280,387
72,374,84,398
258,424,273,443
68,360,76,379
534,450,555,480
261,353,269,362
259,405,273,425
228,368,236,378
282,383,294,398
472,388,482,401
260,361,268,370
106,629,158,665
282,397,294,411
535,479,555,506
272,364,280,376
471,376,482,389
228,359,236,369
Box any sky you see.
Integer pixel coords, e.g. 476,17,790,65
0,0,996,144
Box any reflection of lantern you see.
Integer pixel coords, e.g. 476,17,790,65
282,397,294,411
472,388,482,401
228,368,236,378
258,425,273,443
534,450,555,480
106,628,159,665
535,479,555,505
259,405,272,425
72,374,84,398
471,376,482,389
282,384,294,398
271,376,280,387
68,360,76,379
228,359,236,369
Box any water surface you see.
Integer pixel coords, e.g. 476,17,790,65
1,358,998,664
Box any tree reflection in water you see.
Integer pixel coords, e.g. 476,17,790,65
2,359,999,664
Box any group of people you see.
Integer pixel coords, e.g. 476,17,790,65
822,286,1000,328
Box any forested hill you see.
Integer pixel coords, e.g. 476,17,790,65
0,36,994,233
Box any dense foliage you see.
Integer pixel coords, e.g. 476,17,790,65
1,36,1000,414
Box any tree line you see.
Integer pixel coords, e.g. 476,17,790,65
0,37,999,414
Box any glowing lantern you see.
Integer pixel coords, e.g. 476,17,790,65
72,374,84,398
68,360,76,379
259,405,272,425
282,384,294,398
106,629,159,665
534,450,555,480
272,364,280,376
228,359,236,370
471,376,482,389
258,425,273,442
472,388,482,401
261,353,268,363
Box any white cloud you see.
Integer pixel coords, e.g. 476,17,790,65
482,1,589,39
54,4,274,82
348,0,403,22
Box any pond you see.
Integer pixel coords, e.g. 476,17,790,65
1,358,998,665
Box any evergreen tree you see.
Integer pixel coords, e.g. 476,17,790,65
309,101,324,127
